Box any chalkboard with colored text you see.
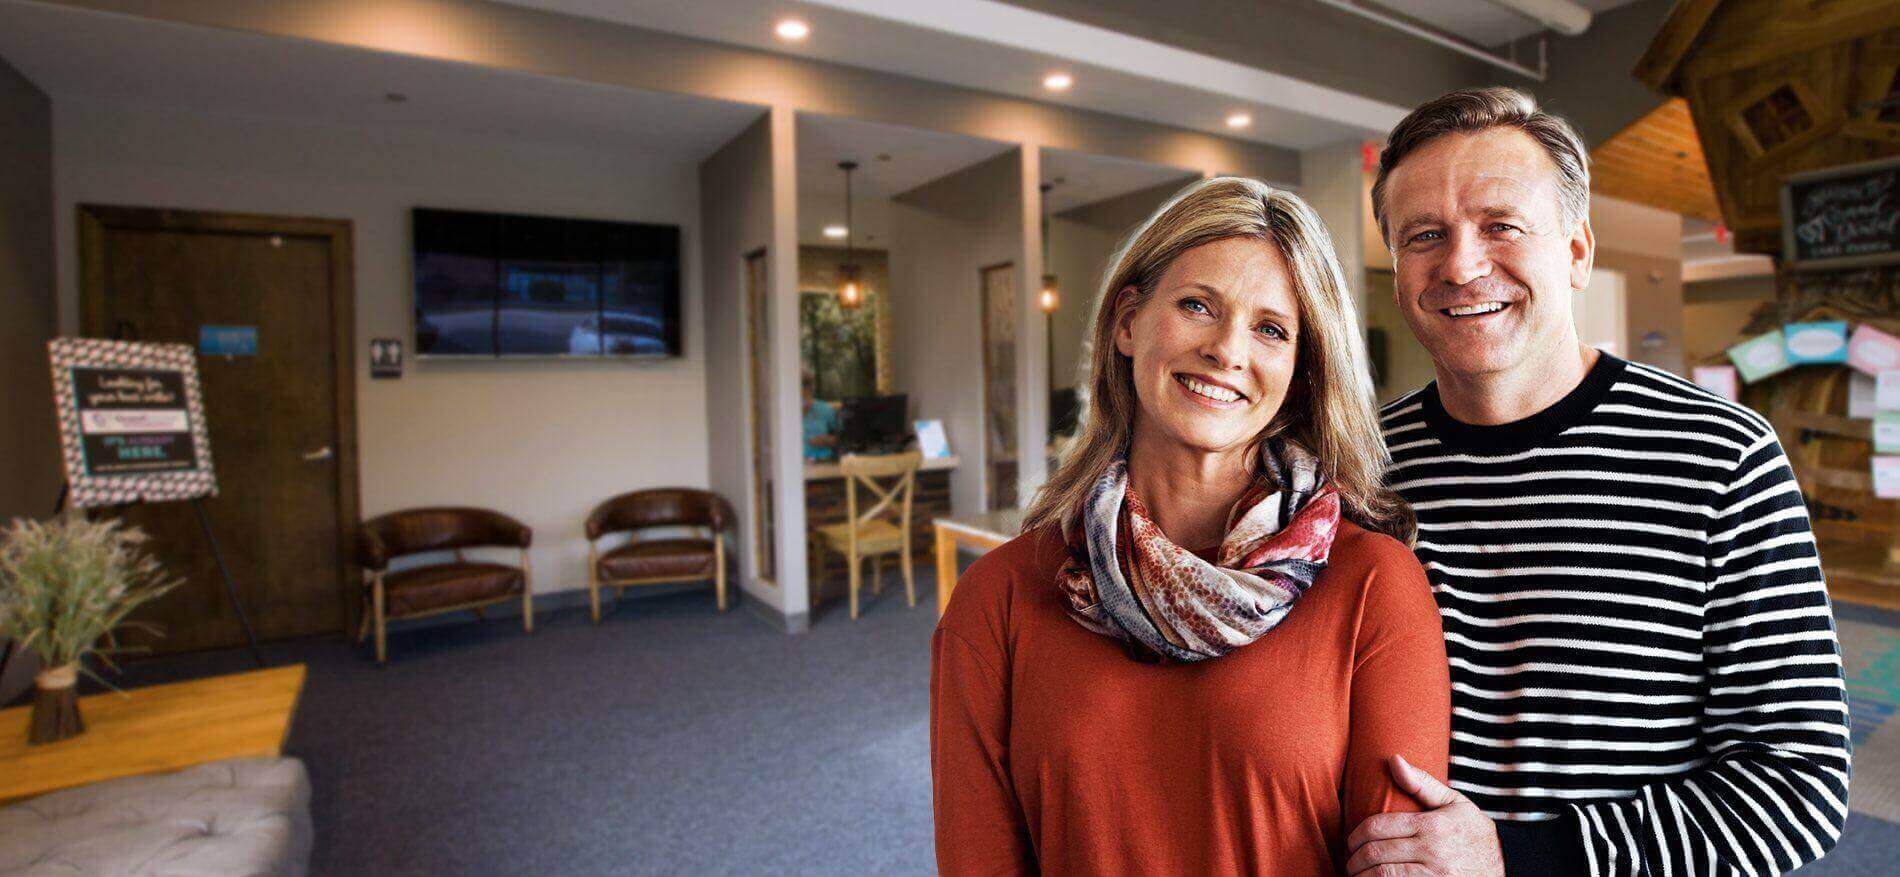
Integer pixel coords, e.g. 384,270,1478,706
1782,156,1900,270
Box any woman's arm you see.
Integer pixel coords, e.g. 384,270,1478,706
1340,546,1451,829
931,624,1036,875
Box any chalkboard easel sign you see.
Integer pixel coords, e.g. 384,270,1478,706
1782,155,1900,271
48,338,218,508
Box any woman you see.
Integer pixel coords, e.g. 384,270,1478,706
931,177,1449,875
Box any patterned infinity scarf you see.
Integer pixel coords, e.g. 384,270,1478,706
1056,439,1341,663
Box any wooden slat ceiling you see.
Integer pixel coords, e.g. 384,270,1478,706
1591,97,1722,224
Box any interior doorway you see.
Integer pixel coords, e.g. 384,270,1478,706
79,205,358,654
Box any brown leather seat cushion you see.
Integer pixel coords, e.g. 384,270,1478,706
598,539,716,582
381,563,523,617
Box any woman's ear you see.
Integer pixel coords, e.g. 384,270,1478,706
1112,286,1141,358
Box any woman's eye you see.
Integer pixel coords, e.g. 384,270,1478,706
1256,323,1288,341
1180,298,1210,315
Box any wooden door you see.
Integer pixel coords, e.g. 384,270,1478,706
80,206,357,654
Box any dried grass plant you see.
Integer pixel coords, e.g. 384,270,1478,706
0,514,179,678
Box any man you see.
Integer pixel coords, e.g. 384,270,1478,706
802,373,841,462
1346,88,1849,876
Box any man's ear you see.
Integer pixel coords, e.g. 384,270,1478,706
1112,286,1141,358
1568,215,1595,292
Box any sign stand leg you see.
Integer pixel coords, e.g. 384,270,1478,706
190,499,265,667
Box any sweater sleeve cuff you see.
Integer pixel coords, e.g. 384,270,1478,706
1497,813,1588,877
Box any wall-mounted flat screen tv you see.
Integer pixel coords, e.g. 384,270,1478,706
412,207,682,358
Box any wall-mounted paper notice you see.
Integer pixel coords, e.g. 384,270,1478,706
1875,456,1900,500
1692,365,1740,401
1784,321,1850,364
1878,413,1900,454
1849,325,1900,376
1881,371,1900,412
1851,372,1879,419
1728,330,1792,383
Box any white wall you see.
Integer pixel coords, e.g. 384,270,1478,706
1046,216,1120,392
890,150,1031,514
53,99,711,597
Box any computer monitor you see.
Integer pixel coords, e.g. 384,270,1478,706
839,394,911,454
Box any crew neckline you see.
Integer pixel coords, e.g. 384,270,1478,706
1419,352,1626,454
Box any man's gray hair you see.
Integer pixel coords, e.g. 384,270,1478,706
1370,87,1591,246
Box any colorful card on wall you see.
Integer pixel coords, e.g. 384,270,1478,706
914,419,950,459
1848,325,1900,376
1882,371,1900,412
1728,330,1792,383
1692,365,1740,401
1875,456,1900,500
1783,321,1849,364
1851,372,1879,419
1878,413,1900,454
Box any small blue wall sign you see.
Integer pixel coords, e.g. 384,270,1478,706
199,325,259,357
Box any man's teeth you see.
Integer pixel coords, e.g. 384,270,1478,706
1178,375,1241,402
1445,302,1506,317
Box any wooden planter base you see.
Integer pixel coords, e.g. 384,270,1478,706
29,665,84,746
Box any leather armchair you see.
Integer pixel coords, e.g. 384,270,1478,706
585,488,734,622
356,507,534,664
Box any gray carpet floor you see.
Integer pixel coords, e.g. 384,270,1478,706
77,571,1900,875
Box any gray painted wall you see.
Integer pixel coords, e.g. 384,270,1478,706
999,0,1502,109
1531,0,1675,146
699,113,776,606
0,54,56,524
892,151,1030,514
0,52,54,707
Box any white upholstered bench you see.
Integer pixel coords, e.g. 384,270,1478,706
0,757,312,876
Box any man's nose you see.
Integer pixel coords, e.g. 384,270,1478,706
1436,228,1492,288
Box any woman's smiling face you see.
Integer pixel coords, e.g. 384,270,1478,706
1114,235,1300,458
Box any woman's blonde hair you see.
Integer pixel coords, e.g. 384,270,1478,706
1023,176,1415,544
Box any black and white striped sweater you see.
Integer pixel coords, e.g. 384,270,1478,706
1379,353,1850,877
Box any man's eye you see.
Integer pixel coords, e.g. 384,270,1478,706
1488,223,1522,235
1406,230,1442,245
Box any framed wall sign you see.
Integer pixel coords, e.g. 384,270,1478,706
48,338,217,507
1781,155,1900,271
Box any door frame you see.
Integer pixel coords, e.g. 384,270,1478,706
78,204,361,638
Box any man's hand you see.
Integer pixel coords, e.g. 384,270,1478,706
1344,755,1504,877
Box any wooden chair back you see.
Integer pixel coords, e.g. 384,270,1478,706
838,451,921,538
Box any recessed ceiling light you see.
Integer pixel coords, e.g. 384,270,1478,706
1226,112,1252,129
823,225,849,239
1043,72,1073,92
775,19,810,41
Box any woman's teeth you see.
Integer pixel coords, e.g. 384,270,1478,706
1443,302,1506,317
1177,374,1241,403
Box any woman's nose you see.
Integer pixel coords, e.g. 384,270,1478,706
1198,321,1249,371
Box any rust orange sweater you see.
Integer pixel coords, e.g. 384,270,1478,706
930,520,1450,876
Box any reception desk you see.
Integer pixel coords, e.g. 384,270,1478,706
804,455,958,610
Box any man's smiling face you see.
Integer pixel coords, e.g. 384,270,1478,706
1381,127,1592,384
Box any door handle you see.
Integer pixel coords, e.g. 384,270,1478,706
302,446,334,462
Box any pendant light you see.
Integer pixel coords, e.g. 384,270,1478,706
837,160,864,311
1038,181,1059,313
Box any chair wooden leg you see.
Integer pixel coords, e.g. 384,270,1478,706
715,539,728,612
848,548,861,621
521,549,535,634
588,543,602,624
373,574,387,666
356,594,370,642
903,545,916,609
